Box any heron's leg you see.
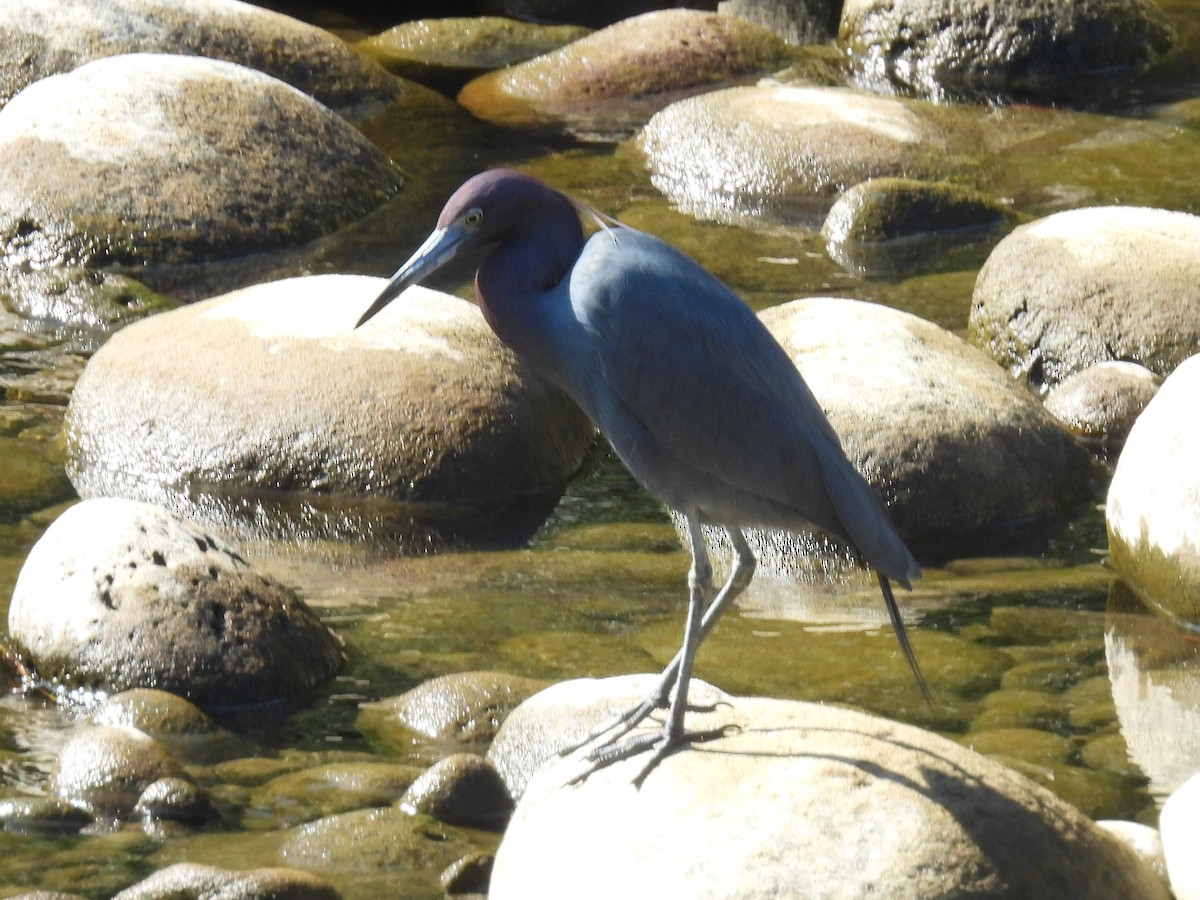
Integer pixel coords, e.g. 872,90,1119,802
569,527,758,786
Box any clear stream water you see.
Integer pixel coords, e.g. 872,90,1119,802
2,4,1200,897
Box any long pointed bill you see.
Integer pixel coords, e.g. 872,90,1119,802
355,223,470,328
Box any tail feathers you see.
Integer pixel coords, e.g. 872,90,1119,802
877,569,932,706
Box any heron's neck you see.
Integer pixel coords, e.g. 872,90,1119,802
475,212,584,364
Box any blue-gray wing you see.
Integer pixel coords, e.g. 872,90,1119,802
558,228,917,583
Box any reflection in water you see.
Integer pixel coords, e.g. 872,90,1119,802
1107,579,1200,801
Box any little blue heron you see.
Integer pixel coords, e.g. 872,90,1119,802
357,168,930,785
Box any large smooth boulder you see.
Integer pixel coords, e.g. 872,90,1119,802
0,0,400,117
8,498,345,706
64,275,595,548
111,863,341,900
1162,771,1200,900
1106,355,1200,624
0,54,401,297
840,0,1174,102
488,677,1169,899
970,207,1200,390
638,84,979,226
754,297,1092,558
459,10,797,139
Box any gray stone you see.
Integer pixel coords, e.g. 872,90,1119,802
0,796,93,836
756,297,1092,556
0,54,401,291
1162,771,1200,900
1106,354,1200,624
64,276,594,548
458,10,797,140
134,777,218,824
489,677,1169,899
399,753,513,829
970,207,1200,390
111,862,341,900
638,84,980,227
50,725,187,819
1043,361,1161,448
8,498,345,706
360,671,551,751
0,0,400,117
840,0,1174,102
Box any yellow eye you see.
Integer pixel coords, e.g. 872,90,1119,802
464,208,483,226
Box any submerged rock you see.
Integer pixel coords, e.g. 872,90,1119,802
8,498,345,706
1106,354,1200,625
0,54,401,305
358,17,589,93
63,275,595,549
360,671,550,752
840,0,1174,102
0,438,73,522
0,0,400,118
488,677,1169,899
639,84,979,226
111,863,341,900
969,207,1200,390
822,177,1013,276
49,725,188,819
459,10,797,139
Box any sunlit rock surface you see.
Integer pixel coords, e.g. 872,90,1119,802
111,863,342,900
64,276,595,549
489,677,1169,900
1043,361,1161,450
970,207,1200,390
0,53,402,311
1106,354,1200,624
1161,771,1200,900
8,498,345,705
0,0,401,118
840,0,1174,102
754,297,1093,559
638,84,981,226
459,10,797,139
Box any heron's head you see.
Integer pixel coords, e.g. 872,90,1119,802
355,168,576,328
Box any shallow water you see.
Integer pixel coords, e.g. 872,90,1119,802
2,5,1200,898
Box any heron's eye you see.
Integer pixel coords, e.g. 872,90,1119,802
464,208,483,227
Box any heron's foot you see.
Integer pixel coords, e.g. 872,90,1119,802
568,722,738,788
559,694,731,760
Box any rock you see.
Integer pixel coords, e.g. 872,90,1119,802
440,852,494,896
0,797,93,836
1043,361,1161,450
458,10,797,139
89,689,221,738
251,763,422,827
638,84,979,227
1097,820,1168,887
49,725,187,819
969,207,1200,390
719,0,839,43
754,297,1093,557
489,675,730,800
1162,771,1200,900
111,862,341,900
359,671,550,752
0,0,400,118
489,678,1170,899
399,753,513,829
8,498,345,706
278,805,485,875
0,54,402,307
822,177,1014,276
0,438,73,522
1106,355,1200,623
134,777,219,825
840,0,1174,102
64,275,594,548
357,17,589,93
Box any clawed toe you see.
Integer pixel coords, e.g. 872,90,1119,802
567,723,736,788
